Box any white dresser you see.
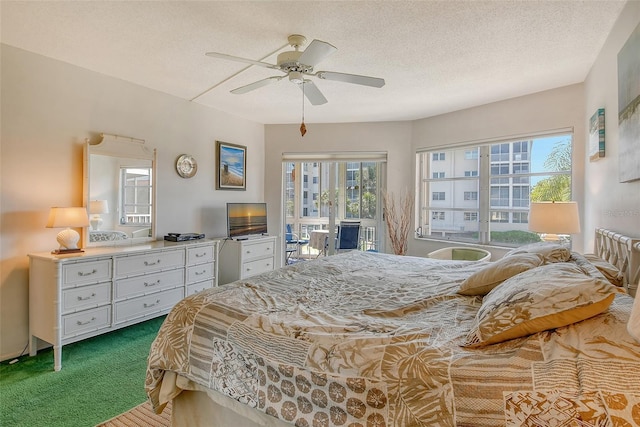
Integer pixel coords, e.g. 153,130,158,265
28,239,218,371
219,236,276,285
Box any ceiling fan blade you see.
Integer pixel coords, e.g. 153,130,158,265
205,52,279,69
299,80,328,105
298,39,337,67
316,71,385,88
230,76,284,94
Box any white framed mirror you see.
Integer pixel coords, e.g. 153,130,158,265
83,133,157,247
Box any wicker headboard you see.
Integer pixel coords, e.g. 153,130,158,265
594,228,640,297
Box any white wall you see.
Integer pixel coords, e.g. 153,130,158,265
583,0,640,250
0,44,265,360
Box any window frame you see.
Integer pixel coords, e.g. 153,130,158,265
416,130,573,246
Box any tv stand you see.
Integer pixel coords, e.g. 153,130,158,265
219,235,276,285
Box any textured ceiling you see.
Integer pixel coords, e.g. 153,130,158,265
0,1,626,125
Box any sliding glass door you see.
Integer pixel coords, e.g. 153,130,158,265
284,157,385,258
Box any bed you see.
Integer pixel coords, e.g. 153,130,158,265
146,228,640,426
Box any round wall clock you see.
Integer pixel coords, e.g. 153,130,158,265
176,154,197,178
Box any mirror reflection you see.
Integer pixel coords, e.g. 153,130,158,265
84,134,156,247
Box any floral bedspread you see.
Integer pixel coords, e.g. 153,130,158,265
146,251,640,426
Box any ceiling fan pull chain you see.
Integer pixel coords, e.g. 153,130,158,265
300,82,307,137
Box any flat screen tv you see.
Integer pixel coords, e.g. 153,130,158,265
226,202,268,239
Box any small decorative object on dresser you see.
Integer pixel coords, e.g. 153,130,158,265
28,239,219,371
46,207,90,254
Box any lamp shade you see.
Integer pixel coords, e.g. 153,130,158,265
89,200,109,215
46,207,90,228
528,202,581,234
46,207,89,252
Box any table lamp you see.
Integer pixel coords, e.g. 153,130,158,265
89,200,109,231
528,201,580,242
46,207,90,253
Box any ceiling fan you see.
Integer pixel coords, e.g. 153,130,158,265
205,34,385,105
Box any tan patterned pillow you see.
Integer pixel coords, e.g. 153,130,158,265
458,253,544,296
464,262,620,348
583,253,625,287
504,241,571,263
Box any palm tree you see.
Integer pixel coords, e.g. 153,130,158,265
530,140,572,202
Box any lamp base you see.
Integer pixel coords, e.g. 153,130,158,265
56,227,81,250
51,248,84,255
90,215,103,231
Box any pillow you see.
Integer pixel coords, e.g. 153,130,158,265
503,241,571,263
583,253,625,287
458,253,544,296
463,262,620,348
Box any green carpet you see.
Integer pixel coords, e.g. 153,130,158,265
0,316,165,427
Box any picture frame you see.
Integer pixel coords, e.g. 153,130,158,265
588,108,605,162
617,22,640,182
216,141,246,190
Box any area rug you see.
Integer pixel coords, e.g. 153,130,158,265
96,401,171,427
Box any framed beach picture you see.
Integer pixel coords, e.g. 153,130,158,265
216,141,246,190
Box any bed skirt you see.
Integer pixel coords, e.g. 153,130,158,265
169,374,290,427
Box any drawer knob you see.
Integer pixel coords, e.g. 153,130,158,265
195,270,206,276
195,253,206,258
76,317,96,326
144,299,161,308
144,280,161,287
77,293,96,301
78,269,98,277
144,260,161,266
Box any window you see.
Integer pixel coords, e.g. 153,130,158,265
432,211,445,221
464,212,478,222
512,212,529,223
491,211,509,223
464,191,478,201
283,158,384,255
416,133,572,246
432,172,445,179
465,149,479,160
120,167,152,225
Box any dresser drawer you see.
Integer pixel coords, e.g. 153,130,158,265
113,288,183,324
62,283,111,313
114,250,185,277
187,279,214,297
187,245,214,266
62,259,112,288
114,268,184,300
62,306,111,338
186,263,214,284
242,240,275,262
242,257,274,278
